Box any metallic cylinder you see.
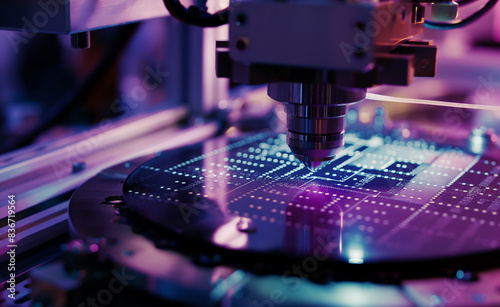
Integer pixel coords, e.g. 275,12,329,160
268,82,366,170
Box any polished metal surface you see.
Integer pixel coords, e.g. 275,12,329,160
268,83,366,105
268,82,366,171
229,0,423,71
286,131,345,171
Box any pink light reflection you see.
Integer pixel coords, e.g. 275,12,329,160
89,243,99,253
212,218,249,249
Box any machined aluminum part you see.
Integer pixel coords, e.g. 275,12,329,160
229,0,423,71
269,82,366,170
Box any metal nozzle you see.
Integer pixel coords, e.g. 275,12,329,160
268,82,366,171
300,156,334,172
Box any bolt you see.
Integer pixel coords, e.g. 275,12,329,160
236,38,249,51
236,13,247,26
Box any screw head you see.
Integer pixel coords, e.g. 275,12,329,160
236,14,247,26
236,37,249,51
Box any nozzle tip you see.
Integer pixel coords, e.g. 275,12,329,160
300,157,333,172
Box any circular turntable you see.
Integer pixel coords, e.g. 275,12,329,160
68,129,500,306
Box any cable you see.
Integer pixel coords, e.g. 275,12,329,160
0,23,140,153
366,93,500,111
163,0,229,27
424,0,499,29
